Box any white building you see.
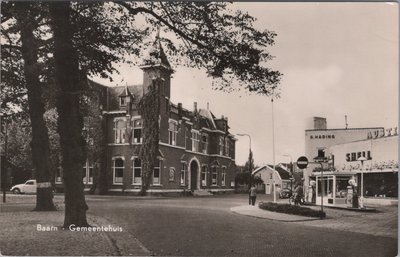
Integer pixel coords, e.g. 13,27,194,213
253,164,293,195
304,117,398,207
304,117,383,189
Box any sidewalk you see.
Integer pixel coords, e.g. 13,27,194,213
0,201,151,256
231,201,398,238
231,205,319,222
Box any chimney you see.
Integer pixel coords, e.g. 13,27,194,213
178,103,182,117
207,102,209,110
194,102,197,112
314,117,327,130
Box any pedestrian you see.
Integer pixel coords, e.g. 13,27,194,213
248,188,252,205
294,183,304,205
250,185,257,206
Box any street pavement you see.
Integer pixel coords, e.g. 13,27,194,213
86,193,397,257
1,193,398,256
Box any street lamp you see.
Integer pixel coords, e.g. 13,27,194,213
237,134,252,155
271,97,276,203
357,156,367,208
289,177,294,192
237,133,252,171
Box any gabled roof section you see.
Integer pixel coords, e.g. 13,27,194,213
108,84,143,111
253,165,292,181
267,165,292,180
199,108,217,130
118,86,133,98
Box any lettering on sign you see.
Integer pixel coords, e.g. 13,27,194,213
310,134,335,139
367,127,398,139
345,151,372,162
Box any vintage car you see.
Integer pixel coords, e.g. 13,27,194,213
10,180,37,194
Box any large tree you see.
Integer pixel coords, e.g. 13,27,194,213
12,2,56,211
4,1,281,226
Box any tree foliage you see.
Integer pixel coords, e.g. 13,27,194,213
2,1,281,222
235,172,263,187
138,80,160,196
244,150,255,173
117,2,281,95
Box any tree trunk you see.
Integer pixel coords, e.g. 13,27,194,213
16,2,56,211
98,114,109,195
49,2,89,227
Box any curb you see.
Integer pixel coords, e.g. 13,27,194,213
88,215,152,256
230,206,321,222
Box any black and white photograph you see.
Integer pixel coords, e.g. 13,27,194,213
0,1,398,256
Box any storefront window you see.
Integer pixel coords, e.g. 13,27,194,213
335,177,349,198
317,176,333,197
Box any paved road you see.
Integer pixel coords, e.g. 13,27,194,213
86,194,397,257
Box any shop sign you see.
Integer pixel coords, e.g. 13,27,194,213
346,151,372,162
339,160,399,172
367,127,398,139
310,134,335,139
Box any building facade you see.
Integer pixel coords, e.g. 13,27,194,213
304,117,383,189
55,38,237,195
253,164,293,195
304,117,398,206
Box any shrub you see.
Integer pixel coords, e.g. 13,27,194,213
258,202,326,218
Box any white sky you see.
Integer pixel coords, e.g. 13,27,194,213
92,2,399,166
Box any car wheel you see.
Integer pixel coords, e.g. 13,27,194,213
12,188,21,194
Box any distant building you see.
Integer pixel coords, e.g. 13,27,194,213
55,37,237,195
252,164,293,194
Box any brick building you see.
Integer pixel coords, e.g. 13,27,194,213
56,38,237,195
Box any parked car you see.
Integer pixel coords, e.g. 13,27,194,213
10,179,37,194
279,188,292,199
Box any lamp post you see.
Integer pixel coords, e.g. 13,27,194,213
237,133,252,171
271,97,276,203
289,177,294,193
357,156,367,208
237,134,251,155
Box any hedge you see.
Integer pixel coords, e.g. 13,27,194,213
258,202,326,218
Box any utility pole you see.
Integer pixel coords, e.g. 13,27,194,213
271,97,276,203
3,118,8,203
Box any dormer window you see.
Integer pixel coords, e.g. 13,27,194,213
119,87,133,107
120,96,126,107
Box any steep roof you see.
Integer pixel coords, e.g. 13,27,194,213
253,165,292,181
141,34,173,72
198,108,217,130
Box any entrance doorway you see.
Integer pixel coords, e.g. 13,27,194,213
190,161,199,191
